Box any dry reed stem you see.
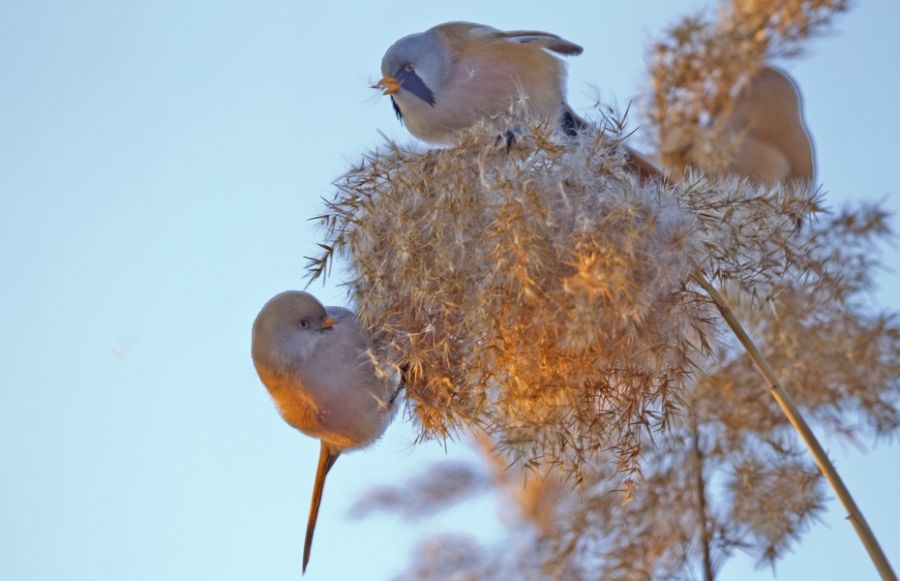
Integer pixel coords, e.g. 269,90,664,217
694,273,897,580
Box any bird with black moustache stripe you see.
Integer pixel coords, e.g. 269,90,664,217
376,22,582,143
374,22,660,178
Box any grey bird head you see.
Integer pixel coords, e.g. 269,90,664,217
251,290,337,374
379,30,447,107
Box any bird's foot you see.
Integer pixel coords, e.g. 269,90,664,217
495,127,523,152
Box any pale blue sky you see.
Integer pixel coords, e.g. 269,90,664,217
1,1,898,580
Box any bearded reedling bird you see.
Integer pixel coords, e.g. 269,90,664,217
252,291,400,574
374,22,660,178
725,66,815,183
662,66,815,184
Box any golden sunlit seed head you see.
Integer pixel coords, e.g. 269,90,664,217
309,106,822,477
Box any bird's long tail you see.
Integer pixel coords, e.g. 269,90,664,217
303,442,341,574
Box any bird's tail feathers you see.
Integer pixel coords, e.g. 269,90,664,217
302,442,341,574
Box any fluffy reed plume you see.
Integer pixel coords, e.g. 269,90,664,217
354,203,900,577
339,0,900,577
309,112,820,478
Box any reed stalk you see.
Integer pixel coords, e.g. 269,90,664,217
693,273,897,580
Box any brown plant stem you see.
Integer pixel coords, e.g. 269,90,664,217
689,409,715,581
693,273,897,581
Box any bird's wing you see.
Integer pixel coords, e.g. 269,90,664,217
432,22,582,56
497,30,583,56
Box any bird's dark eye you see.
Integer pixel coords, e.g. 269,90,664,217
299,319,310,329
404,63,414,72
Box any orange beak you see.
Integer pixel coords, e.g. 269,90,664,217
320,317,338,330
374,76,402,95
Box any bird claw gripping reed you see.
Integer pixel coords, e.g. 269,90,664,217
309,114,821,477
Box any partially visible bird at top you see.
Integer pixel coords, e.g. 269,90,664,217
251,291,401,574
726,66,815,183
374,21,660,178
662,66,816,184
